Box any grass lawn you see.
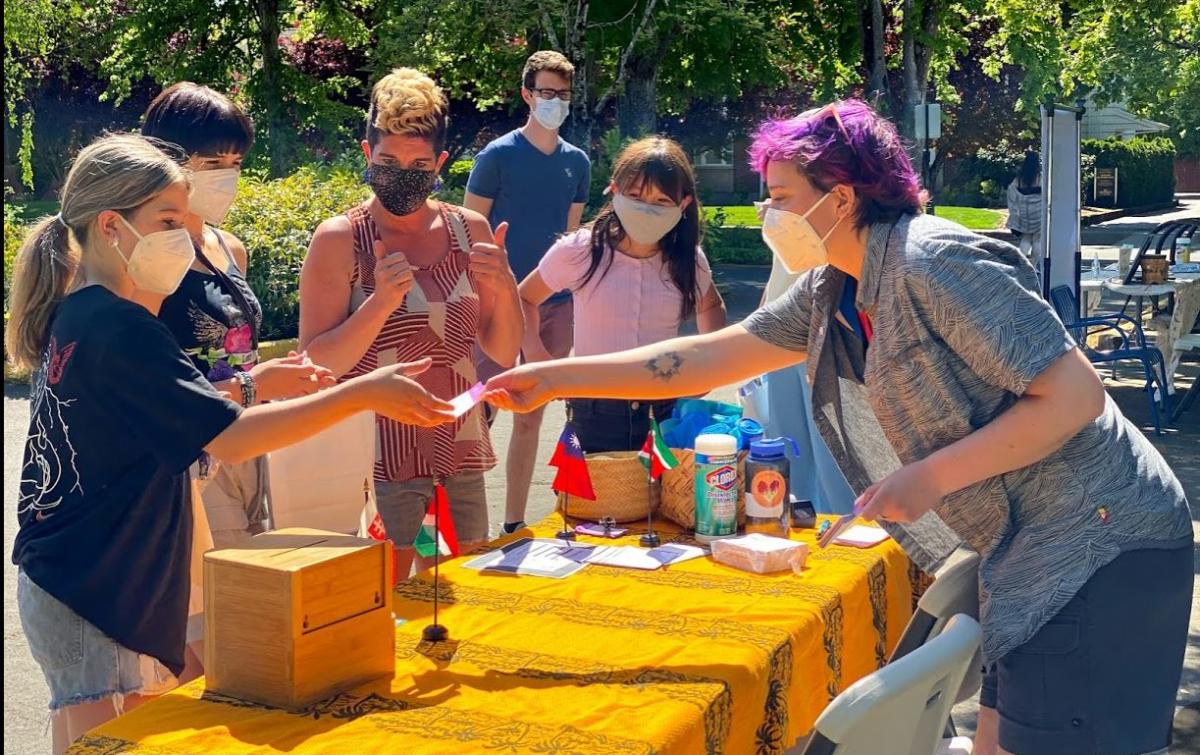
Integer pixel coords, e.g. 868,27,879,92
705,205,762,226
705,204,1005,231
10,199,61,222
935,205,1004,230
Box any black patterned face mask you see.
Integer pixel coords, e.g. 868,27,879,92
367,164,437,216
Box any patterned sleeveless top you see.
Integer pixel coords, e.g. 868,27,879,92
344,202,496,481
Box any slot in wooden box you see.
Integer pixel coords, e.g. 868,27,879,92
204,528,394,710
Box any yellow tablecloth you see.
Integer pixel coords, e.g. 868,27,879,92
71,517,918,755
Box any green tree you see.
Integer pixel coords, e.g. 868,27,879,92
370,0,863,150
4,0,104,190
101,0,373,176
986,0,1199,152
860,0,983,141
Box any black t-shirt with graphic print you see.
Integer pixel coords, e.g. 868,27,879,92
13,286,241,676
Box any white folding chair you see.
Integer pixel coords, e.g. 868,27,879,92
802,615,982,755
889,547,983,712
1171,333,1200,423
266,411,377,534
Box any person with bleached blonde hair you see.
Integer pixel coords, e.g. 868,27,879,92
300,68,523,579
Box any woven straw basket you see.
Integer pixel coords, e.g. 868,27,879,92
658,449,748,529
557,451,659,523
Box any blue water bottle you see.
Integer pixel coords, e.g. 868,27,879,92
744,437,801,536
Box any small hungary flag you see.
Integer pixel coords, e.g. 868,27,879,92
639,418,679,481
413,483,460,558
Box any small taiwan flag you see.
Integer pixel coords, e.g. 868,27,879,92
639,418,678,481
549,423,596,500
413,483,460,558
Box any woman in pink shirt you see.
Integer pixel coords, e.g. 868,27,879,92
518,137,727,451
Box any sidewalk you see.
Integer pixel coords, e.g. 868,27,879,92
978,195,1198,270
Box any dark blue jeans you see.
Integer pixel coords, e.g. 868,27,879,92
567,399,677,454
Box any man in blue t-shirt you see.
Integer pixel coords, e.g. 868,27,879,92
466,50,590,535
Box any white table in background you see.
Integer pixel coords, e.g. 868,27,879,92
1079,269,1200,392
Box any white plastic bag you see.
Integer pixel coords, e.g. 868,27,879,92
738,375,770,426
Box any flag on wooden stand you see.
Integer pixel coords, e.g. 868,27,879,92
639,418,678,481
413,483,460,558
549,423,596,500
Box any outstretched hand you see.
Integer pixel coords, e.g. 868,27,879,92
360,358,456,427
481,363,556,413
853,460,944,524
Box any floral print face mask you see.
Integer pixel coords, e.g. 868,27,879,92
367,164,437,216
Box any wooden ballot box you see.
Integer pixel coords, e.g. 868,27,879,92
204,528,394,710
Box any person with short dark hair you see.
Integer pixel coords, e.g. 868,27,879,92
300,68,523,581
141,83,330,554
464,49,590,535
485,100,1192,755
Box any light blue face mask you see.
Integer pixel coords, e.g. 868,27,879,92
533,96,570,130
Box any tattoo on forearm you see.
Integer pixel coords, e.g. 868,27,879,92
645,352,685,381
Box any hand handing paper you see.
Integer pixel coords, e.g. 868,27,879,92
449,382,485,418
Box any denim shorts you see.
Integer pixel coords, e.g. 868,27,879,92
17,570,176,710
375,471,489,546
980,545,1192,755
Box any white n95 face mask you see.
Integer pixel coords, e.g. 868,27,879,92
612,193,683,246
533,96,570,131
188,168,240,225
757,192,841,274
114,215,196,295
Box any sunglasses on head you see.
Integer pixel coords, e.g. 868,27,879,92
814,104,851,141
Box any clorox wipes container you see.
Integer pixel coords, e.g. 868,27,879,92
694,433,740,543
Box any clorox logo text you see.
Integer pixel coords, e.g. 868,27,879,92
705,466,737,491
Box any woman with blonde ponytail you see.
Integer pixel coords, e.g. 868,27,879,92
10,133,455,753
6,216,79,370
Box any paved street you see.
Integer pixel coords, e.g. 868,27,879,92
4,204,1198,752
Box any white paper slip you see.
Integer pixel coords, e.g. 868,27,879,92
449,382,486,418
582,545,666,571
462,538,585,579
834,525,891,548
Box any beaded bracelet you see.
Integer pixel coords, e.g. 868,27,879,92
235,370,256,407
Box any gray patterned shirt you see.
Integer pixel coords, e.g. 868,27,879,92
744,213,1191,662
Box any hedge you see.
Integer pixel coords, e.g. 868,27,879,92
1081,136,1176,208
4,202,23,313
224,165,370,339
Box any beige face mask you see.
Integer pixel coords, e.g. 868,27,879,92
114,215,196,295
188,168,240,225
611,193,683,245
757,192,840,274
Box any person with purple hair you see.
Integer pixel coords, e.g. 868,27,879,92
484,99,1191,755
